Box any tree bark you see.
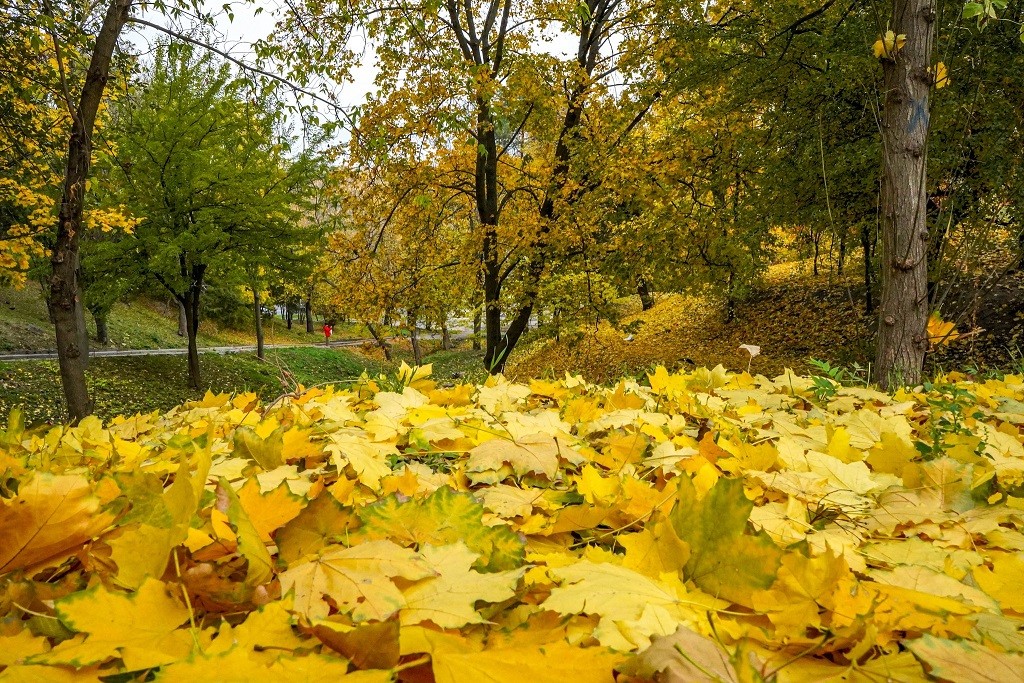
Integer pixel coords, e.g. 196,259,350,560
861,224,874,313
94,312,109,345
441,320,452,350
253,290,265,361
75,267,90,369
177,300,187,336
285,303,293,330
637,275,655,311
183,284,202,390
48,0,132,421
305,297,314,333
408,310,423,365
875,0,934,389
366,321,392,361
472,308,481,351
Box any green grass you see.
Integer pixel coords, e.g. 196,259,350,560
0,284,325,352
421,347,488,384
0,347,381,426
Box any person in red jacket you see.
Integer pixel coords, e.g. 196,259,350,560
322,322,333,345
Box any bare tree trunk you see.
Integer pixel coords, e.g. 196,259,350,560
178,300,187,336
48,0,132,421
813,232,821,276
472,307,481,351
838,231,847,276
875,0,934,389
725,269,737,323
305,296,314,333
862,223,874,313
93,312,109,345
286,303,293,330
75,256,90,369
637,275,655,311
183,286,202,390
408,310,423,365
366,321,392,361
253,290,265,361
441,320,452,350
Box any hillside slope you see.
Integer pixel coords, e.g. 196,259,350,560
510,260,1024,382
0,284,314,352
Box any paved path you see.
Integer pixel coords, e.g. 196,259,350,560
0,338,373,362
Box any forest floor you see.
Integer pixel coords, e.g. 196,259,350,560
508,259,1024,383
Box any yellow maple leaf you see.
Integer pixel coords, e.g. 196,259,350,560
932,61,950,88
752,551,851,631
279,539,434,621
973,552,1024,612
0,473,121,574
466,433,564,481
873,29,907,59
927,312,959,345
432,641,626,683
400,543,525,628
35,579,192,670
236,478,305,543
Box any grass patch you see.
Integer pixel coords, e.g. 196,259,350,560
422,347,488,384
0,284,327,352
0,347,381,425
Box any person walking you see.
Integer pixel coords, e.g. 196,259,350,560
322,322,333,346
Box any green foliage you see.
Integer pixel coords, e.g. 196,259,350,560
670,475,783,606
357,486,526,572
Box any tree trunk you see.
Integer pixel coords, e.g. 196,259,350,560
838,231,847,276
812,232,821,276
366,321,392,361
725,269,737,323
861,224,874,314
75,264,90,369
183,289,202,390
441,320,452,350
94,312,109,345
305,297,314,333
472,308,481,351
408,310,423,365
875,0,934,389
178,300,187,336
48,0,132,422
286,304,293,330
637,275,655,311
253,290,265,361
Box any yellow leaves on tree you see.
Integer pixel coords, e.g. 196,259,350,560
873,29,908,59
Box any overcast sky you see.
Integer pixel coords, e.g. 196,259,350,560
129,1,579,116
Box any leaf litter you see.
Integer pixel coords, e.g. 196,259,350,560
1,362,1024,681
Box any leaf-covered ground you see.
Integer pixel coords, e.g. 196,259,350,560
509,259,1024,382
2,364,1024,681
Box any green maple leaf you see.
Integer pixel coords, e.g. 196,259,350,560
357,486,525,571
670,476,783,606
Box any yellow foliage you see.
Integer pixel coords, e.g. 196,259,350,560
873,30,907,59
1,364,1024,679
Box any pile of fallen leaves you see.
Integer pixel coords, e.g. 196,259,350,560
510,265,871,382
2,363,1024,681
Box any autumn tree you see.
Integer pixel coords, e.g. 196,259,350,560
320,159,476,364
270,0,664,373
109,41,317,388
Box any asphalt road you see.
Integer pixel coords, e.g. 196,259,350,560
0,338,373,362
